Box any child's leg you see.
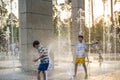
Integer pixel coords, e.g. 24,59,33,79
74,63,78,77
82,63,88,79
42,71,46,80
99,55,103,62
37,70,41,80
86,56,89,62
100,55,103,61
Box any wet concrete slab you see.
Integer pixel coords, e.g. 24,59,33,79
0,58,120,80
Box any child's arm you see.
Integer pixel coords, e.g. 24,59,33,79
87,41,98,46
71,44,75,46
33,54,47,62
66,43,75,46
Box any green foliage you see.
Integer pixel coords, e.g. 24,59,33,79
0,0,8,51
0,0,19,52
6,13,19,42
84,26,89,42
84,18,104,42
119,13,120,25
53,0,72,37
0,29,7,51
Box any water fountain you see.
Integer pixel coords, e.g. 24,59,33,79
0,0,22,80
70,1,120,79
75,8,85,35
0,0,120,80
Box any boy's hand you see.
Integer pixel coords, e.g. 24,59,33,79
33,59,38,62
95,41,99,44
41,55,47,58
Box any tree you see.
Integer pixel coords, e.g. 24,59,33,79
6,13,19,43
0,0,8,52
53,0,72,37
0,0,19,53
0,0,8,29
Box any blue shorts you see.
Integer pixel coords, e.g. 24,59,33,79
38,63,49,71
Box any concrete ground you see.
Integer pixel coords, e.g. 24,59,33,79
0,57,120,80
48,61,120,80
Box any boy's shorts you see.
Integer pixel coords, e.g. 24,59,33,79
38,63,49,71
75,57,85,64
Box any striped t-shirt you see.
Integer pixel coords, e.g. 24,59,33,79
38,45,49,63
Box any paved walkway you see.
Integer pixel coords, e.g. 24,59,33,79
0,59,120,80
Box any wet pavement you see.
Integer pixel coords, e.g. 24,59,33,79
0,56,120,80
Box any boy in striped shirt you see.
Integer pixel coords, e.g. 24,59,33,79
33,40,49,80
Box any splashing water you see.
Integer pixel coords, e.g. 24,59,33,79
67,64,74,80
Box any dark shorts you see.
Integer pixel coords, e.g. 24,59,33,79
38,63,49,71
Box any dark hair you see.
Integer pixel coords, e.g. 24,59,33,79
78,35,83,38
33,40,40,47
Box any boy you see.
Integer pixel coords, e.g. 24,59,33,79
73,35,97,79
33,40,49,80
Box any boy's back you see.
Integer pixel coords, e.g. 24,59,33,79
38,46,49,63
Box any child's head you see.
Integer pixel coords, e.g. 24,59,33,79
78,35,83,42
33,40,40,49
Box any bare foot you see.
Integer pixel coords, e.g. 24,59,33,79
72,75,76,80
85,75,88,79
